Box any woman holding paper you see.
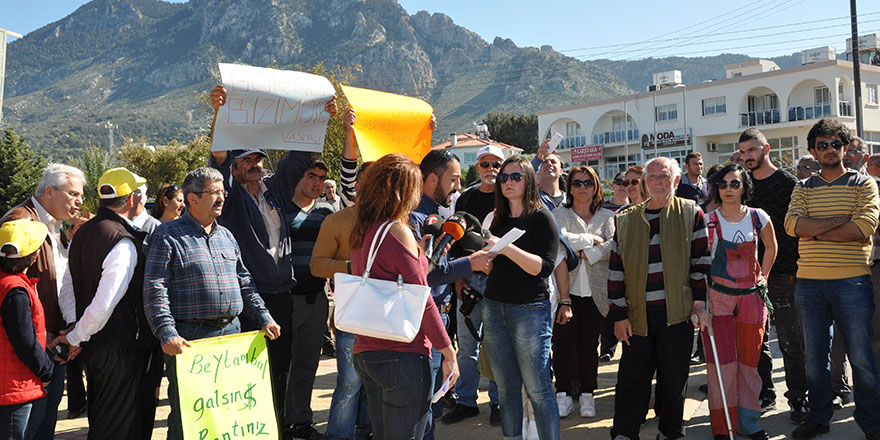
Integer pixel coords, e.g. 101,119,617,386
549,166,615,419
348,154,458,440
482,156,560,440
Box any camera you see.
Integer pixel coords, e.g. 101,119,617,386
459,286,483,317
47,343,69,362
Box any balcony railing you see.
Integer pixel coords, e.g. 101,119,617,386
592,129,640,146
839,101,853,117
787,104,832,121
559,136,587,149
740,109,781,127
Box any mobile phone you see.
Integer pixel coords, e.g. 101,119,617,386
548,132,564,150
48,344,68,361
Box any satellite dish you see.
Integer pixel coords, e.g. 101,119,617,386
872,53,880,66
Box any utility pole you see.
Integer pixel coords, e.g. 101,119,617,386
851,0,864,137
0,28,23,124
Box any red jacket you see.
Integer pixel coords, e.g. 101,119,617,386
0,271,47,405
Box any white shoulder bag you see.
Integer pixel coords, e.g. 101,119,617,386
333,221,432,343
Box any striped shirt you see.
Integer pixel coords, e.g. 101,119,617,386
339,158,358,209
143,213,272,343
784,170,879,279
287,200,335,294
607,207,711,322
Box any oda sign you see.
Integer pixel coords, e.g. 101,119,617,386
641,131,690,149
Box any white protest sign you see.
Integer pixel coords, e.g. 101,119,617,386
212,63,336,152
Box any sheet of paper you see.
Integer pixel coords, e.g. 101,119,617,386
489,228,525,254
341,85,433,163
431,373,454,404
212,63,336,152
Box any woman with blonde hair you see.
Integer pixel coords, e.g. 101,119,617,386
349,153,459,440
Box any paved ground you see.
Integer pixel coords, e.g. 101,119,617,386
53,327,864,439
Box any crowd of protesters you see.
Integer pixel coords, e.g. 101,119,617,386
1,81,880,440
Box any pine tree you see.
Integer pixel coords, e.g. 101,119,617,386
0,127,47,215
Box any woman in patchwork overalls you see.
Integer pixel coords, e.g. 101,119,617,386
703,163,778,440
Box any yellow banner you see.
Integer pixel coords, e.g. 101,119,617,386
176,331,277,440
341,85,434,163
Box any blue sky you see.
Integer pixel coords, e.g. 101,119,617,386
4,0,880,60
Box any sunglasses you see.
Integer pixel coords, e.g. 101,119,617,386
716,179,742,190
479,161,502,169
570,179,595,188
497,172,524,183
614,178,640,187
814,140,844,152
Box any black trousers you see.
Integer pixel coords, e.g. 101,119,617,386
81,345,161,440
611,306,693,440
245,293,295,424
552,296,604,395
65,356,87,412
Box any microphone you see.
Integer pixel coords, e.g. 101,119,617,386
454,211,482,233
421,214,443,260
458,231,485,254
429,214,466,270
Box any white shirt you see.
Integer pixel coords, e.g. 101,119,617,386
60,238,137,346
708,208,771,259
130,210,152,229
31,197,67,295
244,182,282,263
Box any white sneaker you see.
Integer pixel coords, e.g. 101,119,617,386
579,393,596,417
556,392,574,418
526,420,539,440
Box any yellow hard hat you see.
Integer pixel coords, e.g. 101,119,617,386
98,167,147,199
0,219,49,258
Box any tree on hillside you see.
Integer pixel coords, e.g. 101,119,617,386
0,127,47,214
119,136,211,198
481,112,539,154
75,146,120,213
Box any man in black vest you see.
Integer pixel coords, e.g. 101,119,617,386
51,168,160,439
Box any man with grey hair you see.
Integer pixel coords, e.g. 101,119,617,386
0,162,84,440
796,155,820,180
844,135,868,172
321,179,341,212
143,167,281,440
608,156,711,440
130,184,161,242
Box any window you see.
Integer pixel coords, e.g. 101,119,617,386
867,84,879,105
702,97,727,116
612,115,626,131
733,72,743,78
464,152,476,164
565,121,581,137
656,104,678,122
814,86,830,105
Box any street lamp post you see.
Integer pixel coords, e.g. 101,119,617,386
0,28,23,124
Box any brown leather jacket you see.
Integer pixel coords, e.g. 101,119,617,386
0,198,66,336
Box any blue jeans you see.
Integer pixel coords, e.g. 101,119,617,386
163,318,241,440
25,360,64,440
482,298,559,440
424,310,448,440
796,276,880,433
0,402,32,440
325,330,372,440
354,350,432,440
456,273,498,407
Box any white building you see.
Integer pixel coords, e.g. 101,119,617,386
537,56,880,179
432,132,522,169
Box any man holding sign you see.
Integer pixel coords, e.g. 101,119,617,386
210,78,337,440
143,167,280,440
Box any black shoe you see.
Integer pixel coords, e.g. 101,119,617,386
67,404,87,419
832,393,850,409
690,354,705,365
288,423,324,440
789,397,808,424
599,353,612,362
440,391,457,410
489,404,501,427
714,435,728,440
441,404,479,424
746,429,770,440
760,397,776,413
792,419,830,439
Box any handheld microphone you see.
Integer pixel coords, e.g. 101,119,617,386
429,214,466,270
422,214,443,260
455,211,482,233
459,230,485,254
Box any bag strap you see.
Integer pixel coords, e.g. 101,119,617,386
363,221,398,279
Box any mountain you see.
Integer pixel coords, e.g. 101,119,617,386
0,0,810,157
